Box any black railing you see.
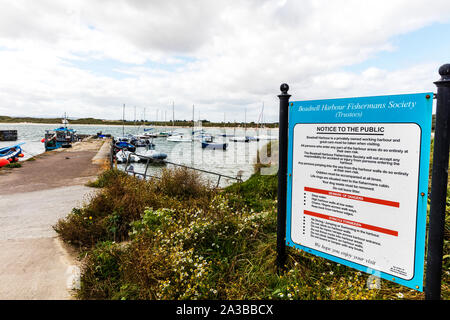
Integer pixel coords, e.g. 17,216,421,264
122,151,243,188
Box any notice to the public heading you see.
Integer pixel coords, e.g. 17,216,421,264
290,123,421,280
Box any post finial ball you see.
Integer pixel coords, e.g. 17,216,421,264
280,83,289,94
439,64,450,77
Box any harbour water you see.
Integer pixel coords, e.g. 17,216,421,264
0,123,278,186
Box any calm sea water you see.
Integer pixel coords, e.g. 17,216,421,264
0,123,278,186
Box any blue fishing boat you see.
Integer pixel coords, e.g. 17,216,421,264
43,127,77,151
113,140,136,153
0,142,25,167
42,115,77,151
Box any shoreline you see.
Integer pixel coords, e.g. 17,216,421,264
0,122,279,130
0,122,278,131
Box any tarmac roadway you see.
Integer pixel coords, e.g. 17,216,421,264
0,138,110,299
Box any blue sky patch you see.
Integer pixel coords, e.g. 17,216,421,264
343,22,450,73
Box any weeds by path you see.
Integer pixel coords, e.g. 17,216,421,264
54,167,448,300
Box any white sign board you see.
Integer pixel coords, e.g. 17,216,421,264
286,93,433,291
291,123,420,278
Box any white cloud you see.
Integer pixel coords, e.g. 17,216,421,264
0,0,449,122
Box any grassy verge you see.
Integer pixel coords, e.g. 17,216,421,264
54,163,449,300
0,162,22,170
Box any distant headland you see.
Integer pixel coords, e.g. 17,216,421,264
0,115,278,128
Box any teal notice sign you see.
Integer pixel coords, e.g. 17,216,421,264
286,93,433,291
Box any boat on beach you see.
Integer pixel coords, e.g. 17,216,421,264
0,142,25,167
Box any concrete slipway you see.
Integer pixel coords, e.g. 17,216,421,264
0,138,110,299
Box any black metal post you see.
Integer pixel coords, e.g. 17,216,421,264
276,83,291,271
425,64,450,300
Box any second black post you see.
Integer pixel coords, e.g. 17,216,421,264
276,83,291,271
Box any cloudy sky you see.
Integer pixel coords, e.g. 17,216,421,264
0,0,449,123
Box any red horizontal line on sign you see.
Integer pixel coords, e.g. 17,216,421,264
304,186,399,208
304,210,398,237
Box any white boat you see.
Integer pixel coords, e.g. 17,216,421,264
254,134,278,140
135,144,167,161
193,133,214,142
230,136,250,142
167,133,192,142
115,150,140,164
136,149,167,161
138,131,159,138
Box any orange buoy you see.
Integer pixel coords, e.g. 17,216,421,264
41,138,45,143
14,157,18,162
18,153,24,157
0,158,10,167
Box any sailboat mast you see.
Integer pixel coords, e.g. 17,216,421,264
134,106,137,134
192,104,195,135
122,104,125,136
244,107,247,137
257,102,264,135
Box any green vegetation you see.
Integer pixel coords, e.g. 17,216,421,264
0,162,22,169
54,160,449,300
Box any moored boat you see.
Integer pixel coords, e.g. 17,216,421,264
115,150,140,164
43,127,77,151
113,140,136,153
42,115,77,151
167,133,192,142
201,141,228,150
136,146,168,162
229,136,250,142
253,134,278,140
129,136,153,148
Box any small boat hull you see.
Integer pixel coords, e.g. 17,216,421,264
44,127,77,151
230,136,250,142
167,135,192,142
114,141,136,153
0,143,25,165
137,151,168,162
201,142,228,150
115,150,140,164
